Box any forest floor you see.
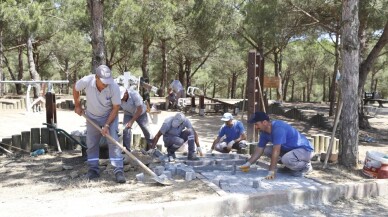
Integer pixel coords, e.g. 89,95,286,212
0,100,387,216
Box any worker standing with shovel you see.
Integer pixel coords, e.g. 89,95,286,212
73,65,126,184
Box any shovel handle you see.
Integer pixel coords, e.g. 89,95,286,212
82,114,158,178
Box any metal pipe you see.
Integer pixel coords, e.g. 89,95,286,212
0,80,69,112
0,80,69,84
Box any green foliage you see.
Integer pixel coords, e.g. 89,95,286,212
0,0,387,100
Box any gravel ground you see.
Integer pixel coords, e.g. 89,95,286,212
233,195,388,217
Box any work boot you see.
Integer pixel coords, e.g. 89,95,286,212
167,152,176,162
187,153,199,161
86,169,100,180
115,171,126,184
277,166,292,173
291,163,313,177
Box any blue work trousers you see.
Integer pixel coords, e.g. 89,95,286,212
163,129,195,155
123,112,153,151
86,115,123,175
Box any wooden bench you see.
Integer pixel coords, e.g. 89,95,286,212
363,92,388,108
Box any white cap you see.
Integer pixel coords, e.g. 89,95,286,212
172,112,185,128
95,65,114,84
221,113,233,121
119,86,127,99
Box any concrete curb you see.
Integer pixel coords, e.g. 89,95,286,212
97,179,388,217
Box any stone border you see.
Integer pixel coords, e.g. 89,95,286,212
95,179,388,217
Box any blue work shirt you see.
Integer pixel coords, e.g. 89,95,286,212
258,120,313,152
218,120,245,143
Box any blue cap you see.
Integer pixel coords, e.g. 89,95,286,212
248,112,269,124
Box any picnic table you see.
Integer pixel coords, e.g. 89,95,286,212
363,92,388,108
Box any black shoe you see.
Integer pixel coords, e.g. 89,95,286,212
167,152,176,162
115,171,126,184
277,166,292,173
291,163,313,177
86,170,100,180
167,152,176,159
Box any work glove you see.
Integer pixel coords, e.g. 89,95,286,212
239,162,251,172
265,170,276,180
196,147,203,157
227,140,235,149
146,148,156,156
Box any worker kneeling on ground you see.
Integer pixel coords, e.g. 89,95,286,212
240,112,314,179
151,112,203,161
209,113,247,153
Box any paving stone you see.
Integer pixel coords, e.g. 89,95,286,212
136,173,144,182
163,170,172,179
153,166,165,176
185,171,196,181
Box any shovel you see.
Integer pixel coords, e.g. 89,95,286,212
82,114,173,186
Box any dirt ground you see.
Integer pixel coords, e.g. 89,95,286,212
1,101,388,216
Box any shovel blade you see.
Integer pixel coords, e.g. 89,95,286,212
152,175,174,186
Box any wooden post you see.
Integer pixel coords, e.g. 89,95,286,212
21,131,31,151
30,128,41,147
191,96,196,113
41,127,50,146
199,95,205,116
1,138,12,150
45,92,57,125
11,135,22,152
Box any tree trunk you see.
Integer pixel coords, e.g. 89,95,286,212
0,26,3,96
273,50,282,101
339,0,359,168
160,39,167,97
141,36,153,79
178,55,184,82
358,21,388,129
16,45,24,94
231,72,237,99
212,82,216,98
323,73,326,102
87,0,106,71
27,36,41,98
282,69,290,101
291,80,294,102
329,33,340,116
185,57,191,89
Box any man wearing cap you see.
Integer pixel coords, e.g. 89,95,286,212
151,112,202,161
119,86,153,151
209,113,247,153
240,112,314,179
73,65,126,183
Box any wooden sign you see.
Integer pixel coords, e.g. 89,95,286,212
263,76,281,88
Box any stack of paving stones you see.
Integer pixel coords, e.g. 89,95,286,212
267,103,285,115
284,108,309,122
268,103,332,131
159,153,323,194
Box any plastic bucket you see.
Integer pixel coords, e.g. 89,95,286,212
362,151,388,178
